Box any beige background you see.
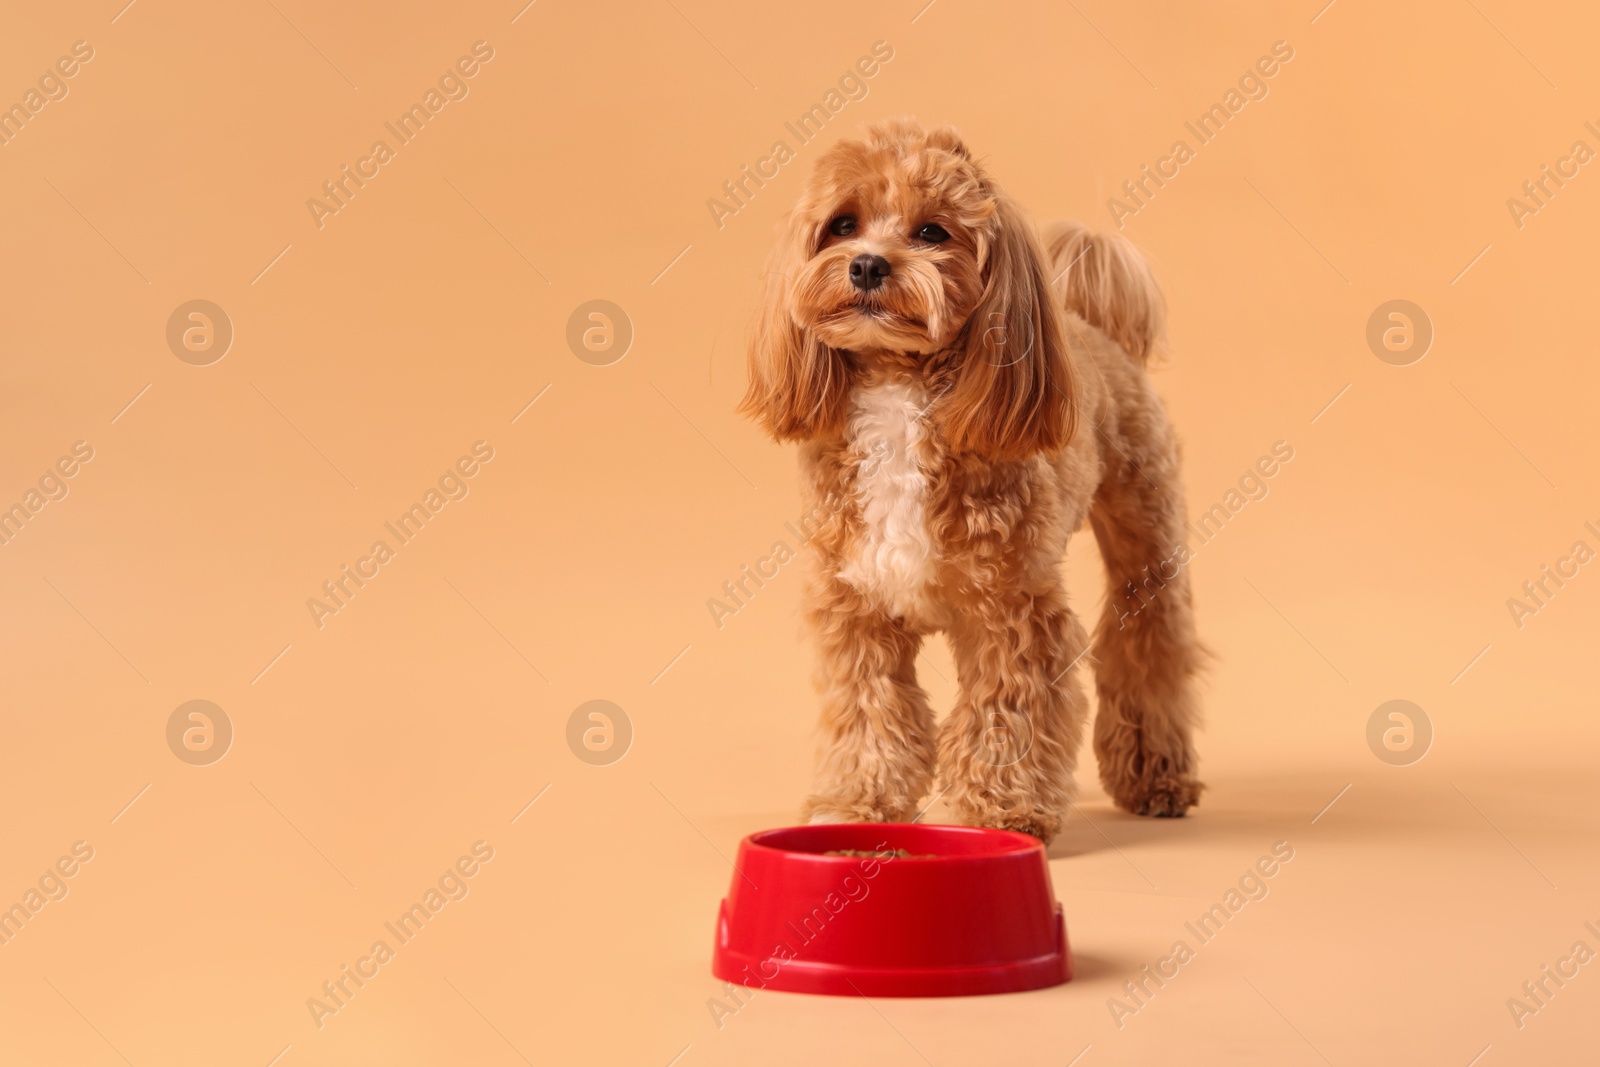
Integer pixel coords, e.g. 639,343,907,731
2,1,1598,1064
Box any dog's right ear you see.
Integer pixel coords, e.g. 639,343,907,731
739,209,852,441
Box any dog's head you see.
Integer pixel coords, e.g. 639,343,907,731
741,118,1072,459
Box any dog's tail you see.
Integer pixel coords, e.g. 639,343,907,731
1042,221,1165,365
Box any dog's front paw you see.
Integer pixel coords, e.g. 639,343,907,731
992,812,1063,844
1115,773,1204,818
800,796,905,825
945,792,1065,845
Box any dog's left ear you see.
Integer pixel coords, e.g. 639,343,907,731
739,206,853,442
934,193,1074,460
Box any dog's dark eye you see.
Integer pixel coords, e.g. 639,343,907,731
828,215,857,237
916,223,950,243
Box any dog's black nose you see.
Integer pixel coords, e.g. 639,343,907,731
849,253,891,291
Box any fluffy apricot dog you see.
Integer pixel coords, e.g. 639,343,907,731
740,119,1203,843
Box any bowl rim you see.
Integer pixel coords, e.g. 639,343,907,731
743,822,1044,863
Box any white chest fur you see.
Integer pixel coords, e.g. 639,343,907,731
838,378,937,620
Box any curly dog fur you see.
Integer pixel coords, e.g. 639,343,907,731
741,119,1203,843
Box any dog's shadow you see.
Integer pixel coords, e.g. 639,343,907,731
884,772,1384,861
1047,803,1277,860
1040,770,1421,861
1043,806,1196,863
915,795,1265,861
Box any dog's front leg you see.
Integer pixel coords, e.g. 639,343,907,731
800,577,937,826
939,587,1091,844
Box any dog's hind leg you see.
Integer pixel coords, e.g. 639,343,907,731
1088,372,1205,817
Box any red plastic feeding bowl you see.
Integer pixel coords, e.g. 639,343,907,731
711,823,1070,997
